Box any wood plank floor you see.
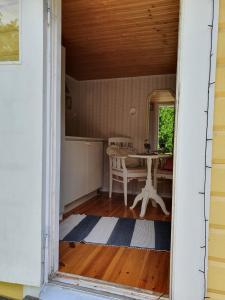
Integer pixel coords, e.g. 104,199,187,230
59,193,171,294
64,193,171,221
59,242,170,293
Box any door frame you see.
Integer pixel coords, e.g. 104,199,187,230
170,0,219,299
42,0,62,282
43,0,220,299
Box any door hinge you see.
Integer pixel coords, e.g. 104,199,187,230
42,232,49,264
46,0,51,26
43,232,49,250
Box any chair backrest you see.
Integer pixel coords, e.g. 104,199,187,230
108,137,133,149
107,137,141,171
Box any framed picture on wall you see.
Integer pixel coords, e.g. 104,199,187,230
0,0,20,63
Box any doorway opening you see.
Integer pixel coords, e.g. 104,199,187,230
57,0,180,297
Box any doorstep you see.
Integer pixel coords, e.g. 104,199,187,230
40,272,169,300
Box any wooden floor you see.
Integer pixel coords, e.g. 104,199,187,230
59,193,171,294
64,192,171,221
59,242,170,293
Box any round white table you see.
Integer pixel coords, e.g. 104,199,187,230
129,154,171,218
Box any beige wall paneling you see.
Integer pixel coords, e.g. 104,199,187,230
66,74,176,193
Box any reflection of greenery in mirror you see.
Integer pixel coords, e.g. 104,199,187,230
158,106,175,153
0,0,19,62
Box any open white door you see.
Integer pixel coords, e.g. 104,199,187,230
0,0,45,286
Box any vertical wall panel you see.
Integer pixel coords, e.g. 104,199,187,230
68,74,176,151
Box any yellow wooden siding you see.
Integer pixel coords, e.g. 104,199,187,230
208,1,225,299
210,198,225,227
212,133,225,163
0,282,23,300
213,98,225,131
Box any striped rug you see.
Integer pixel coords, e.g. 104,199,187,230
60,214,171,251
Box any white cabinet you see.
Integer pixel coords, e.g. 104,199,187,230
87,142,103,192
61,140,103,208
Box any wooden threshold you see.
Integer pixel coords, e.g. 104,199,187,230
53,271,169,300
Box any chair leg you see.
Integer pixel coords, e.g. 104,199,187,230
109,170,113,198
123,176,128,206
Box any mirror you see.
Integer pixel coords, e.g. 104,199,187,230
146,89,175,153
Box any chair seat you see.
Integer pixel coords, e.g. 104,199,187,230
127,167,147,173
112,167,147,178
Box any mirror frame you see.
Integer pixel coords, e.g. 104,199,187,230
146,89,176,151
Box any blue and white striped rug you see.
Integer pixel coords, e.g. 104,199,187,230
60,214,171,251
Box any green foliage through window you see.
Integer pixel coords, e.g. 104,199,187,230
158,106,175,153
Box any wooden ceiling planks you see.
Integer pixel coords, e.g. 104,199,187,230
62,0,179,80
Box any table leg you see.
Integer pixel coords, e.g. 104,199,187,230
147,185,170,215
130,156,170,217
130,191,144,209
151,199,157,207
140,193,150,218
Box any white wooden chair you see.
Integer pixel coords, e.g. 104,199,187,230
107,137,147,206
153,156,173,191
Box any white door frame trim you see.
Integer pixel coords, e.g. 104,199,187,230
170,1,219,299
42,0,62,283
43,1,219,299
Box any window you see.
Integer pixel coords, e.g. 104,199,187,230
158,105,175,153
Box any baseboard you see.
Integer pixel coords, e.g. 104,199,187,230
100,187,138,196
63,191,98,214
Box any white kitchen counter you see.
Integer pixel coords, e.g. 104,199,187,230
65,136,106,142
60,138,104,210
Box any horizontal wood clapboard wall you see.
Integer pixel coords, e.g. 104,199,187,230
66,74,176,193
208,1,225,299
